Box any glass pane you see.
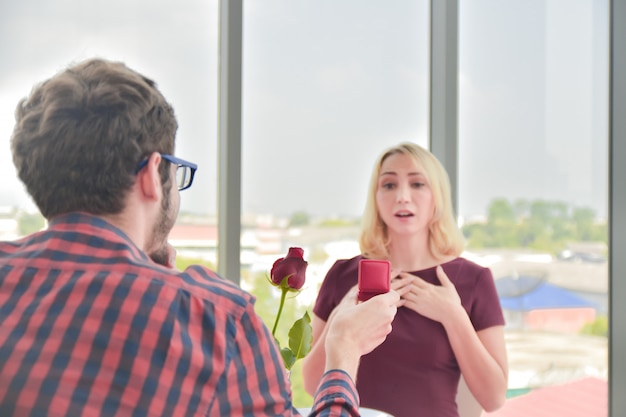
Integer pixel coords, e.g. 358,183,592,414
459,0,608,411
241,0,429,407
0,0,218,265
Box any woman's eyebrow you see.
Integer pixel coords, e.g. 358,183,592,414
380,171,423,176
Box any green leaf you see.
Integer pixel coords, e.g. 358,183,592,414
288,311,312,360
281,347,296,370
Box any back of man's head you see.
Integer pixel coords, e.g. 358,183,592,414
11,58,178,219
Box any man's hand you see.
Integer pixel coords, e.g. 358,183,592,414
324,290,400,379
149,243,178,269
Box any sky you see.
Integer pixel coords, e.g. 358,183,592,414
0,0,609,220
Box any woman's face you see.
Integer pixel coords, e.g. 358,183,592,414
375,152,435,238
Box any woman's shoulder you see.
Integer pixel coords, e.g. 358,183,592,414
327,254,363,276
444,256,493,280
451,256,487,269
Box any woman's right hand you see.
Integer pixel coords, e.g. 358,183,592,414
390,269,414,306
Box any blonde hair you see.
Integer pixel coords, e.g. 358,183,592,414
359,142,465,260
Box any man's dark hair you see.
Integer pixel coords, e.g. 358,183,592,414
11,58,178,218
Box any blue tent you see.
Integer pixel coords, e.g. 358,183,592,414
495,276,598,311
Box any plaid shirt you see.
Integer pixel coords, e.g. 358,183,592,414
0,213,359,417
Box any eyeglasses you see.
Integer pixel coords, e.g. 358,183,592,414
136,154,198,191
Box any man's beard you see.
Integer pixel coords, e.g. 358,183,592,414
148,183,177,266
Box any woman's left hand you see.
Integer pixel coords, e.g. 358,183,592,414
399,265,463,323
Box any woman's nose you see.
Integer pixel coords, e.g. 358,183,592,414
396,185,410,202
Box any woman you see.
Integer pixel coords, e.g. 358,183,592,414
302,142,508,417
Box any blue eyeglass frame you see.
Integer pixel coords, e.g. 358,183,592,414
136,153,198,191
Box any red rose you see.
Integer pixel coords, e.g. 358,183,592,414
267,247,312,370
270,247,308,290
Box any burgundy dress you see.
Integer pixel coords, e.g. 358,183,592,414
313,256,505,417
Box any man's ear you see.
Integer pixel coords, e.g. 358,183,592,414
136,152,163,201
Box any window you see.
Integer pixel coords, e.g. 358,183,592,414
240,0,430,406
0,0,218,241
240,0,430,304
3,0,624,413
459,0,609,406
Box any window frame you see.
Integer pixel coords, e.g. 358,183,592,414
217,1,624,414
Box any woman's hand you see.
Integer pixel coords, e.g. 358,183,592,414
390,268,414,308
398,265,463,323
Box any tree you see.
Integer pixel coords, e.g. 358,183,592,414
17,211,46,236
462,198,607,253
485,199,518,247
175,256,215,271
289,211,310,227
572,207,596,241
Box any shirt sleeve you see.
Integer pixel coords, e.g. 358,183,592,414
313,258,356,321
470,267,506,331
308,370,360,417
313,268,338,322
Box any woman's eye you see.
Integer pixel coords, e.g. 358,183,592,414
382,182,396,190
412,182,425,188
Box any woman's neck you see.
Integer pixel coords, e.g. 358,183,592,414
387,233,451,272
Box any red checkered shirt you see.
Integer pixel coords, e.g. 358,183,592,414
0,213,359,416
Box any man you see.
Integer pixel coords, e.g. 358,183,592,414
0,59,400,416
